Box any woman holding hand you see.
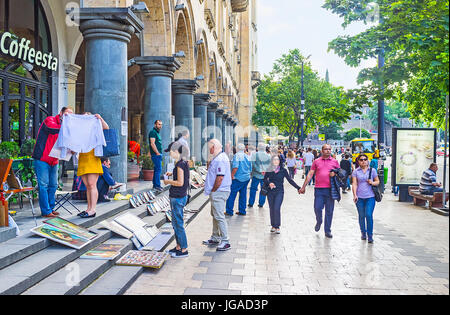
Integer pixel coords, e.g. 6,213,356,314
352,154,380,243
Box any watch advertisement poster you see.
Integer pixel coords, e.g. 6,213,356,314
392,128,437,186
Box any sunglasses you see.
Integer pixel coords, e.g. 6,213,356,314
359,158,368,161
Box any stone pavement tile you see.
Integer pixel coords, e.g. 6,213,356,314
268,277,294,286
228,282,255,291
334,288,364,295
206,266,234,275
424,278,449,285
240,291,269,295
360,289,400,295
419,284,450,295
201,280,231,290
427,272,449,280
192,273,243,283
254,284,282,293
242,276,268,285
184,288,241,295
280,284,309,294
307,286,337,295
231,269,255,276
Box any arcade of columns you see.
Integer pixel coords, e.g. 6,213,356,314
67,0,258,183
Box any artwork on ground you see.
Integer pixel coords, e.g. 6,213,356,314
31,224,91,250
43,217,97,240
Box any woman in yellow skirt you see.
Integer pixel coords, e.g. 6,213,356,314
77,113,109,218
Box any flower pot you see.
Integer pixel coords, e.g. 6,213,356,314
142,169,154,181
127,162,140,181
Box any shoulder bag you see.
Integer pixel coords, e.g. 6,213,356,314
102,129,120,157
369,168,383,202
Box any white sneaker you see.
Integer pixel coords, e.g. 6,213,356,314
276,228,281,234
270,227,276,233
216,241,231,251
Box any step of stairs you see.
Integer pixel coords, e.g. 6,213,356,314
0,185,208,296
0,227,17,243
79,192,210,295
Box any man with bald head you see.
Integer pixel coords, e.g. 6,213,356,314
300,144,340,238
203,139,232,251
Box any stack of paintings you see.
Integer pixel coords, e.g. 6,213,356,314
80,244,124,260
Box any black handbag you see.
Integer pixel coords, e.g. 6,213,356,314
370,168,383,202
260,179,270,196
102,129,120,157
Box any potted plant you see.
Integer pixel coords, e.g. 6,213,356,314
127,151,140,181
141,155,154,181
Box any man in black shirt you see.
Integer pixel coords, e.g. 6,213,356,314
339,154,353,193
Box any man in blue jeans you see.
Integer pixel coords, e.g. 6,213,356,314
33,106,73,218
248,143,271,208
226,143,252,216
149,120,164,192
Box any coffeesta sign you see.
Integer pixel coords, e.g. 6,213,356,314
1,32,58,71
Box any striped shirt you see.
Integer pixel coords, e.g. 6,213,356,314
419,169,437,192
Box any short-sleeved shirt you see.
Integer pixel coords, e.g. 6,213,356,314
304,152,315,167
205,152,232,195
232,151,252,182
251,151,271,179
311,157,340,188
420,169,438,193
352,167,378,199
148,128,162,156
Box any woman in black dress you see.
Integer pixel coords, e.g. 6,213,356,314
264,155,302,234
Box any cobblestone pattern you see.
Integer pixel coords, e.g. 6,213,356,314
126,175,449,295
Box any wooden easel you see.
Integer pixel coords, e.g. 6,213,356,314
0,159,13,227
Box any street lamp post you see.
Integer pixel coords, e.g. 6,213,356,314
300,62,306,147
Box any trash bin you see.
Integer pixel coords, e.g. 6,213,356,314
384,167,389,185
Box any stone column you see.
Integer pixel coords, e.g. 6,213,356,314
194,94,211,165
172,80,199,156
207,102,218,142
64,63,81,111
135,56,181,167
222,113,229,149
215,109,224,146
131,113,143,144
227,116,234,149
232,120,238,147
77,8,144,184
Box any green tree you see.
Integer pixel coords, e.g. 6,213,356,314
344,128,371,142
323,0,449,128
319,122,343,140
365,100,411,128
253,49,357,145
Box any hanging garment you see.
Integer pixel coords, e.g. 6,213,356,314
52,114,106,159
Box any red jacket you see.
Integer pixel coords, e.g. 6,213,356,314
32,114,62,166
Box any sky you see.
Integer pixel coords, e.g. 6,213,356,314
257,0,377,90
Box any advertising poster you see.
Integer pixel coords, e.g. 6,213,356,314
393,128,437,186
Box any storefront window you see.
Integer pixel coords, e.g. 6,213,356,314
0,0,52,144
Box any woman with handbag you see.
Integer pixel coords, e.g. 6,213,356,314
76,113,109,218
264,155,302,234
352,154,380,243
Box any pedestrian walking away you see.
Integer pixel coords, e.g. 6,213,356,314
286,150,297,179
33,106,74,218
264,155,302,234
300,144,340,238
204,139,232,251
149,120,164,191
164,141,190,258
340,153,353,193
352,154,380,243
226,143,252,216
248,143,271,208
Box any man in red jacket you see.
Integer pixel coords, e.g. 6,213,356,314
32,107,73,218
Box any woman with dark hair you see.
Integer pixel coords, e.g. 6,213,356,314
264,155,302,234
352,153,380,243
164,142,190,258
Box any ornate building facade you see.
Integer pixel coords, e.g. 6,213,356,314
0,0,259,183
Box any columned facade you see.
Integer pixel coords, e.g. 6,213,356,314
77,7,144,184
215,109,224,146
172,80,199,153
194,93,210,164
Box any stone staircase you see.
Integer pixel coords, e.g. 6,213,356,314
0,186,209,295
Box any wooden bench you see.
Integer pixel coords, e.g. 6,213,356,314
409,187,449,210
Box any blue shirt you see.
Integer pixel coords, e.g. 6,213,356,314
205,152,232,195
232,151,252,182
251,151,271,179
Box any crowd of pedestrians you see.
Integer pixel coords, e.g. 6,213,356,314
32,108,384,259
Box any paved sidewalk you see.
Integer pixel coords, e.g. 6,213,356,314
126,175,449,295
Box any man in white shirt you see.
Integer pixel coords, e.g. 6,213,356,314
203,139,232,251
304,148,315,185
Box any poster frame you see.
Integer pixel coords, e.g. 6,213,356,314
392,128,437,187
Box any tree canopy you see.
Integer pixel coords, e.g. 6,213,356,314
344,128,371,142
323,0,449,128
253,49,357,145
